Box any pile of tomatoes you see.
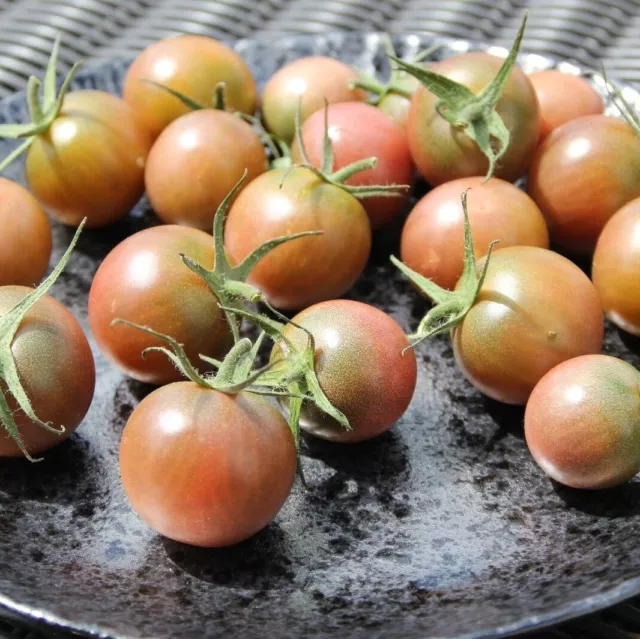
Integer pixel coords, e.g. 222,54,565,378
1,15,640,548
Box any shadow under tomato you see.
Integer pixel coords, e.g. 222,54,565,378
553,479,640,518
616,326,640,357
483,397,525,441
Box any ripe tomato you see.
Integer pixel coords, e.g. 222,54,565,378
528,114,640,256
271,300,417,443
407,52,540,185
0,178,51,287
0,286,95,457
261,57,367,144
88,225,232,385
224,167,371,310
525,355,640,489
452,246,603,405
123,35,257,140
120,382,296,547
592,197,640,334
529,70,603,140
25,90,152,228
292,102,414,228
400,177,549,290
145,109,266,230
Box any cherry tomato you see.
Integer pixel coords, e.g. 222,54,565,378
452,246,604,405
592,197,640,335
145,110,267,230
261,57,367,144
0,286,95,457
224,167,371,310
271,300,417,443
25,90,152,228
88,225,232,385
292,102,414,228
528,114,640,256
407,52,540,185
120,382,296,547
0,177,51,287
400,177,549,290
525,355,640,489
378,73,421,128
529,70,603,140
123,35,257,140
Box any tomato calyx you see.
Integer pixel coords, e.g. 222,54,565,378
391,190,498,349
389,13,528,181
0,220,86,461
603,67,640,137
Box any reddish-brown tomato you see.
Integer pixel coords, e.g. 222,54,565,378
528,114,640,256
400,177,549,290
88,226,232,385
525,355,640,489
123,35,257,140
120,382,296,547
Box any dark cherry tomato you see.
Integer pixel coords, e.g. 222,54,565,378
592,197,640,334
0,177,51,287
378,73,421,128
0,286,95,457
271,300,417,443
25,90,152,228
224,167,371,310
261,57,367,144
292,102,414,228
525,355,640,489
528,114,640,256
400,176,549,290
529,70,603,140
123,35,257,140
120,382,296,547
88,225,232,385
452,246,604,405
145,110,267,230
407,52,540,185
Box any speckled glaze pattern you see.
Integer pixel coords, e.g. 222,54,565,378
1,32,640,639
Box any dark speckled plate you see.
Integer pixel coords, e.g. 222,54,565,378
1,31,640,639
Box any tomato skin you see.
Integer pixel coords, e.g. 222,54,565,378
0,286,95,457
400,177,549,290
271,300,417,443
123,35,257,140
452,246,604,405
529,70,603,140
0,178,52,287
528,115,640,256
88,225,232,385
145,110,267,230
378,73,421,128
525,355,640,489
292,102,414,228
261,57,367,144
407,52,540,185
120,382,296,547
224,167,372,310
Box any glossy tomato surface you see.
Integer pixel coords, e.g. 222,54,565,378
25,90,151,229
145,109,266,230
120,382,296,547
592,197,640,335
528,114,640,256
271,300,417,443
261,56,367,144
400,176,549,290
0,286,95,457
407,52,540,185
525,355,640,489
0,177,51,287
224,167,371,310
529,70,603,140
452,246,604,405
123,35,257,140
88,225,232,385
292,102,414,228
